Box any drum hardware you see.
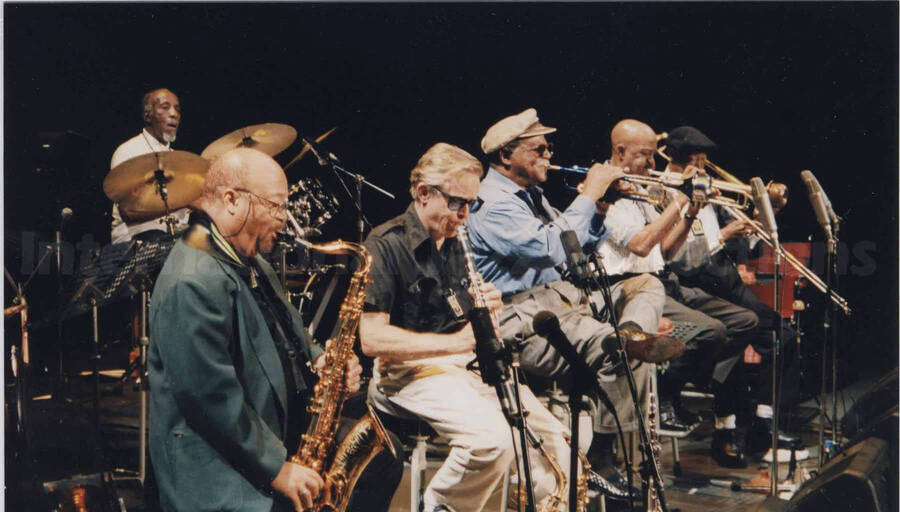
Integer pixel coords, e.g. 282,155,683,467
103,150,210,223
284,126,337,171
201,122,298,161
299,135,395,242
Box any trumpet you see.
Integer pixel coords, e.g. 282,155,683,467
549,164,669,206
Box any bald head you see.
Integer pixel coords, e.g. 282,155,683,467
610,119,656,148
610,119,658,176
199,148,289,258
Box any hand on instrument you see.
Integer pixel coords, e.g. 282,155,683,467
272,461,325,512
314,344,363,393
720,219,755,241
476,280,504,320
736,264,757,286
581,162,627,203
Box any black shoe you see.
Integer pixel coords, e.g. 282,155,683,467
604,322,685,364
745,416,803,454
658,402,697,438
673,400,702,426
711,428,747,468
588,467,640,501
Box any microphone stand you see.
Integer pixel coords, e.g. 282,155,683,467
818,218,840,468
769,231,783,495
575,252,669,512
301,138,395,243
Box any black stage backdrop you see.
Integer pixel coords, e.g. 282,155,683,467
4,3,898,378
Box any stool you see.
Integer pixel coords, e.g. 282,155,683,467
377,408,510,512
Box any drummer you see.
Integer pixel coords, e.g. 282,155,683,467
109,88,190,244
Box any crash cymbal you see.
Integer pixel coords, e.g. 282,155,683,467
103,150,210,221
201,123,297,161
284,126,337,170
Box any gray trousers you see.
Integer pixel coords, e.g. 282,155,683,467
498,275,665,434
662,280,759,390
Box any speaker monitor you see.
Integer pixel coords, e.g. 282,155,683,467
789,437,891,512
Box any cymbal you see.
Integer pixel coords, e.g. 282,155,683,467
103,150,210,221
201,123,297,161
285,126,337,170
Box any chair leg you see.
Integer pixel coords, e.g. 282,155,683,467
500,463,510,512
410,434,429,512
671,437,682,477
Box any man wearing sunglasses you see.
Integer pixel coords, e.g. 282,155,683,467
360,143,580,512
465,108,684,501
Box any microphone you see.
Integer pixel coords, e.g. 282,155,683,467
60,207,74,225
532,310,615,411
750,178,778,238
801,170,834,249
560,230,591,285
803,170,840,224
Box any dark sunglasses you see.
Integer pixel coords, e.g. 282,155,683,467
522,142,554,157
431,185,477,212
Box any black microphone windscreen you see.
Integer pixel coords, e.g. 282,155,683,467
532,310,560,338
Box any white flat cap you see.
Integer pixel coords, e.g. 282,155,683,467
480,108,557,154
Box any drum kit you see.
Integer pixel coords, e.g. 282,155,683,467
5,121,390,489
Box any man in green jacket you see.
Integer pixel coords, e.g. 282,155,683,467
148,148,400,511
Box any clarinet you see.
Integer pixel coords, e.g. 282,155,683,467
456,225,518,414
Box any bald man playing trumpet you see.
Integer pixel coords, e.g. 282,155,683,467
597,120,761,467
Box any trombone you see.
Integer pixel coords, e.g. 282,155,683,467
655,134,851,314
550,163,751,209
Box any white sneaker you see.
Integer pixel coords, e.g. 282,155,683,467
762,447,810,462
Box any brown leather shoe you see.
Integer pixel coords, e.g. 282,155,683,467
603,322,685,363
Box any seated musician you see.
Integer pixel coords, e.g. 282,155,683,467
661,126,806,462
109,88,190,244
148,148,401,512
465,109,684,499
360,142,582,512
597,119,759,467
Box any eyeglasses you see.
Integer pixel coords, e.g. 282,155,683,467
521,142,554,157
236,189,290,218
431,186,477,212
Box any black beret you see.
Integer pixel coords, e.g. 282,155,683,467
665,126,717,153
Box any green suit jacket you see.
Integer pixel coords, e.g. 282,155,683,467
148,223,323,511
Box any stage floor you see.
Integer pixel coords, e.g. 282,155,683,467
8,362,876,511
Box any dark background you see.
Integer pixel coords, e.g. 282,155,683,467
4,3,898,378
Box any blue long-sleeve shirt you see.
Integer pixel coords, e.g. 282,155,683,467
465,167,608,296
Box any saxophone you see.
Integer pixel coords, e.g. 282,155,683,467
457,225,589,512
645,364,664,512
290,239,396,512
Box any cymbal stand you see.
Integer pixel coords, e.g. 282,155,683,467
153,168,176,235
5,267,31,449
300,137,395,242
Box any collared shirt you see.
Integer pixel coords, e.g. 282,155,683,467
651,164,723,273
109,128,190,244
596,191,666,275
465,167,607,296
364,202,476,378
364,202,473,334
